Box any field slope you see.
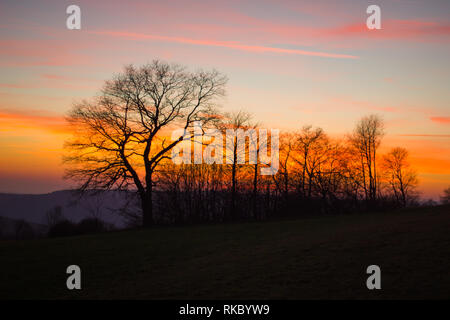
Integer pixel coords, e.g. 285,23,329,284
1,205,450,299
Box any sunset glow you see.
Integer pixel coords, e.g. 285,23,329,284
0,0,449,199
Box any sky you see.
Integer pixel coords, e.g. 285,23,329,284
0,0,449,198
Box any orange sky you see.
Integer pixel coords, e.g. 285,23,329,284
0,0,449,199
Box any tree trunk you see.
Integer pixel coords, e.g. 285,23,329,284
230,141,238,220
252,163,258,219
142,176,154,227
231,161,236,220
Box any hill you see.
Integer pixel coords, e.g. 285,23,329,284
1,205,449,299
0,190,128,228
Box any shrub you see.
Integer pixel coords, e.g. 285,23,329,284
76,218,106,234
48,220,77,238
14,219,35,240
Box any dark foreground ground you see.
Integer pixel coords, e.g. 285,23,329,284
1,205,449,299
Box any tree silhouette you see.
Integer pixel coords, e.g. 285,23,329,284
349,115,384,202
64,61,227,227
219,111,254,220
441,187,450,204
382,147,418,207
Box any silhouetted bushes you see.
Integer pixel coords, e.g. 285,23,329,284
48,218,107,238
76,218,106,234
47,220,77,237
14,219,36,240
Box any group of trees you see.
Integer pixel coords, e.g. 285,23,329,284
45,206,111,237
441,187,450,204
64,61,421,227
148,115,420,225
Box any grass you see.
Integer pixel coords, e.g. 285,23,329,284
1,205,450,299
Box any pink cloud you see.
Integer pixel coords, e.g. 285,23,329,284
236,19,450,45
430,117,450,124
42,74,68,80
328,20,450,40
399,134,450,138
0,83,34,89
0,40,91,67
155,15,450,48
89,30,358,59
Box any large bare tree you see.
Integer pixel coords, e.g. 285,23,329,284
64,60,227,227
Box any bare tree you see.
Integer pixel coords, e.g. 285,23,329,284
273,132,296,199
349,115,384,202
219,111,254,220
313,141,349,202
294,126,328,198
45,206,64,227
65,61,227,227
14,219,35,240
441,187,450,204
249,123,262,219
382,147,418,207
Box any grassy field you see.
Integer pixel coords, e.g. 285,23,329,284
1,205,450,299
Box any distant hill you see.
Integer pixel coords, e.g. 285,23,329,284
0,190,129,228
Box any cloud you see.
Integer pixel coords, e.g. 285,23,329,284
0,83,34,89
326,20,450,39
114,1,450,44
0,108,69,134
159,18,450,48
41,74,69,80
398,134,450,138
248,19,450,47
430,117,450,124
0,40,91,67
89,31,358,59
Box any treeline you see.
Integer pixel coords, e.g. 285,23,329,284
64,61,421,228
44,205,114,237
118,113,420,226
